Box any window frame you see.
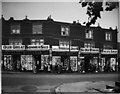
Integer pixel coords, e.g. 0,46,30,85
85,29,93,39
11,24,21,34
31,38,44,45
103,44,113,49
9,39,22,45
105,32,112,41
59,40,71,48
61,26,70,36
32,23,43,34
84,42,95,48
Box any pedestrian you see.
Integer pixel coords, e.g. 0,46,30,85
33,60,37,74
55,63,58,73
44,63,48,72
57,63,62,74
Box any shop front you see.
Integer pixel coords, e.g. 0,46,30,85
79,48,100,73
26,45,50,72
2,45,25,71
100,49,118,72
52,46,79,72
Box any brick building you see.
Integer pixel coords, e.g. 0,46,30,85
1,16,118,73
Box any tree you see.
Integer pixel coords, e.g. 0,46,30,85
79,0,119,26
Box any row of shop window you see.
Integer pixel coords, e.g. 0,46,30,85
2,55,118,72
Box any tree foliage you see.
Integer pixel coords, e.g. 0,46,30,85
79,0,119,26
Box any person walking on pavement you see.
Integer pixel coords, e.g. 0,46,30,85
57,63,62,74
33,59,37,74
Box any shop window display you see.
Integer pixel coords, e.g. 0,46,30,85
3,55,13,70
41,55,49,71
70,56,77,71
99,58,105,72
102,58,113,72
21,55,33,71
110,58,116,72
52,56,61,65
52,56,61,72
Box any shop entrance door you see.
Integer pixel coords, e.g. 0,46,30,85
3,55,12,70
85,56,99,72
61,56,69,71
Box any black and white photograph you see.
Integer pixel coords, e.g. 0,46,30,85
1,0,120,93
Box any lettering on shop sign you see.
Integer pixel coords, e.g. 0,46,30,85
26,45,50,50
80,48,99,53
52,46,79,52
101,49,118,54
2,45,25,50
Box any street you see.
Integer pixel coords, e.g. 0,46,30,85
2,72,120,93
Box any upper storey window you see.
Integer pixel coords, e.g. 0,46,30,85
84,42,95,48
32,23,42,34
103,44,113,49
105,32,112,41
31,38,44,45
9,39,22,45
85,29,93,39
11,24,20,34
59,40,71,48
61,26,70,36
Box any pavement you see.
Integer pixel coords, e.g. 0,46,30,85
2,80,116,93
2,71,119,93
55,81,115,93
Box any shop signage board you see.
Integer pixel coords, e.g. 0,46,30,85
2,45,25,50
52,46,79,52
80,48,99,53
26,45,50,50
101,49,118,54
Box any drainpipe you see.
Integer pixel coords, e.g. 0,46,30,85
68,39,71,72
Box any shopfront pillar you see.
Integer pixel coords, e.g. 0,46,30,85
49,48,52,64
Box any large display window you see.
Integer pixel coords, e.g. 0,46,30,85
21,55,33,71
3,55,13,70
110,58,116,71
99,58,105,72
41,55,49,70
52,56,61,65
70,56,77,71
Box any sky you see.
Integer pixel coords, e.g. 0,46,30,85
1,1,120,42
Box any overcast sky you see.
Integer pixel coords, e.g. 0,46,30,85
2,2,120,42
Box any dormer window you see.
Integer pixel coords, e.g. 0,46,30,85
11,24,20,34
61,26,70,36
